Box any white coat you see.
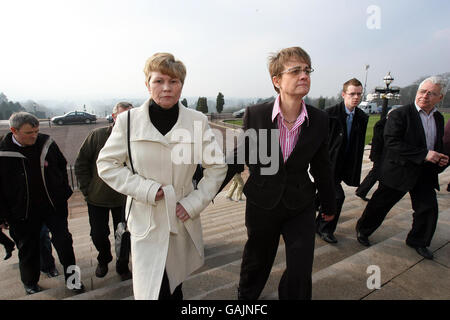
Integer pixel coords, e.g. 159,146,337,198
96,99,227,299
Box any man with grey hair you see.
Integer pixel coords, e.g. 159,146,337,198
75,102,132,280
0,112,84,294
356,76,448,259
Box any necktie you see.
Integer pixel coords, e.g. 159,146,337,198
347,113,353,139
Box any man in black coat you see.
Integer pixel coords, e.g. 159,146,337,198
0,112,85,294
316,78,368,244
356,77,448,260
355,116,387,201
222,47,336,300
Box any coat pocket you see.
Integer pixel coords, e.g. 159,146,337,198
127,200,152,238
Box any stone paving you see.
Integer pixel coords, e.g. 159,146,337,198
0,120,449,300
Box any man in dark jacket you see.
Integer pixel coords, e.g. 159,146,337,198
75,102,132,280
0,112,84,295
316,78,369,244
355,116,387,201
356,77,448,259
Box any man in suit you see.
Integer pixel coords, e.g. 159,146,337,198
222,47,336,300
355,115,388,201
316,79,368,243
356,76,448,260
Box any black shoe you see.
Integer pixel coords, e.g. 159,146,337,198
356,193,370,201
4,246,14,260
95,263,108,278
70,282,86,294
356,231,371,247
318,231,338,244
406,242,434,260
119,270,132,281
45,267,60,278
415,247,434,260
24,284,42,295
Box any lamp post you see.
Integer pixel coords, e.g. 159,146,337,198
367,72,401,119
363,64,370,100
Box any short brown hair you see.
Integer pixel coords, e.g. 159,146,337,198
143,53,186,85
268,47,312,93
343,78,363,92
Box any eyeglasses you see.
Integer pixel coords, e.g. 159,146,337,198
417,89,440,98
345,92,363,97
279,66,314,76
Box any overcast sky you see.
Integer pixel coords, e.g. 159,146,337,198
1,0,449,102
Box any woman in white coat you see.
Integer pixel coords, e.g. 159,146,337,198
97,53,227,300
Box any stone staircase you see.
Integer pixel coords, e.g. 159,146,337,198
1,151,449,300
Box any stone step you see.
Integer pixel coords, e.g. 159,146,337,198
182,207,450,300
4,164,450,300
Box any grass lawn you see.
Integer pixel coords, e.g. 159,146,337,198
366,112,450,145
224,113,450,146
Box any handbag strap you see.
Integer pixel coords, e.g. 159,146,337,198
125,110,134,224
127,109,135,175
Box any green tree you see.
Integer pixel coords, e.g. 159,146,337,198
216,92,224,113
318,96,326,110
196,97,208,114
0,94,26,120
181,98,188,107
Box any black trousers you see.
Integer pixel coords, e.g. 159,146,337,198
0,229,15,250
356,181,439,247
8,203,76,286
158,269,183,300
39,224,56,272
87,204,128,272
239,200,316,300
355,161,381,198
315,180,345,235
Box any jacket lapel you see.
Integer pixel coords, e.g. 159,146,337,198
410,104,428,148
264,101,285,170
434,111,444,152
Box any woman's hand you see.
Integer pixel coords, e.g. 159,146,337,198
155,188,165,201
176,203,190,222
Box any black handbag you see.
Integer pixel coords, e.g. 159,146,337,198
115,110,135,261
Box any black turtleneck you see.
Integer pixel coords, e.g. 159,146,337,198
149,100,179,136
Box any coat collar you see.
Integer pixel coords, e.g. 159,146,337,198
130,98,188,146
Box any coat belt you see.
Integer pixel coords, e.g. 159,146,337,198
162,185,178,235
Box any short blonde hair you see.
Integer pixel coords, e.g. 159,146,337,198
268,47,312,93
143,52,186,85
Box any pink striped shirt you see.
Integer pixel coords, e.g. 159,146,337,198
271,95,309,162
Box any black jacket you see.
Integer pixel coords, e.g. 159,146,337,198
381,104,446,192
326,102,368,186
369,117,387,163
224,101,336,216
0,133,72,221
